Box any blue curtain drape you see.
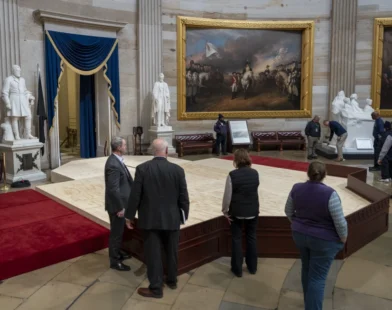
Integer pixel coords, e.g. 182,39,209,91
106,45,120,123
45,31,121,129
45,35,62,129
80,75,97,158
48,30,116,72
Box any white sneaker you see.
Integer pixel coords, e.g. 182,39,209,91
378,178,391,183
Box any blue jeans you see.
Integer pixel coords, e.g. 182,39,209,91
292,231,344,310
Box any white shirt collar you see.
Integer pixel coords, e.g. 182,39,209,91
113,153,123,163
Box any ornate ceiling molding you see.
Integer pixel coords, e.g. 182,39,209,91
33,10,127,31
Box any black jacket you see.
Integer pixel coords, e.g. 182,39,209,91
229,167,260,218
305,121,321,138
104,154,134,214
125,157,190,230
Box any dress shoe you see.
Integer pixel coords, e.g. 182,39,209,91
137,288,163,298
231,268,242,278
110,262,131,271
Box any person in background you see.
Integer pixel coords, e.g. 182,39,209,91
377,121,392,182
214,114,228,156
369,112,385,171
222,149,260,277
125,139,190,299
104,137,133,271
305,115,321,160
285,161,347,310
323,120,347,162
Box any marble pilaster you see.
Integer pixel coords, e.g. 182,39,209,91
329,0,358,111
138,0,163,142
0,0,20,82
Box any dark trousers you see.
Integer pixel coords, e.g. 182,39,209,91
216,134,227,155
374,139,381,167
293,231,344,310
381,156,392,179
108,212,125,265
144,230,180,296
230,217,258,274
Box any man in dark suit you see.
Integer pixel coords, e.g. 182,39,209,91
125,138,190,298
105,136,133,271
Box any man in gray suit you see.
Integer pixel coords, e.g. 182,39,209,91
105,137,133,271
125,139,190,298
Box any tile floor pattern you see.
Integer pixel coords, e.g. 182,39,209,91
1,150,392,309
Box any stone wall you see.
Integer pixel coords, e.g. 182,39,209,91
16,0,138,162
355,1,392,101
161,0,332,136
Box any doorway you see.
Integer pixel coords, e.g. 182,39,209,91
57,66,111,165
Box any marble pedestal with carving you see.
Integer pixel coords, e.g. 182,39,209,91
0,139,47,183
317,119,374,159
147,126,177,156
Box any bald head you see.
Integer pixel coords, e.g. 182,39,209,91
152,139,168,157
371,111,379,120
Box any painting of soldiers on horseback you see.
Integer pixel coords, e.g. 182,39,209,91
184,28,302,113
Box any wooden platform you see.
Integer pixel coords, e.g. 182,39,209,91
36,156,390,275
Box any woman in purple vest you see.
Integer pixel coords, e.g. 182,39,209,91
285,161,347,310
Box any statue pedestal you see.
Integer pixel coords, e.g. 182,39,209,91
317,119,374,159
147,126,177,156
0,139,47,183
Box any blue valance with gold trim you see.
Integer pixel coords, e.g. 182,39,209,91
45,30,121,129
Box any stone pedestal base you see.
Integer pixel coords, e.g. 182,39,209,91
147,126,177,156
0,139,47,183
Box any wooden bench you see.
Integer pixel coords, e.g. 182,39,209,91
252,131,305,151
277,131,306,151
175,133,215,157
251,131,280,152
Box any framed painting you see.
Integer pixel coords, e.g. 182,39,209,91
176,16,315,120
371,18,392,116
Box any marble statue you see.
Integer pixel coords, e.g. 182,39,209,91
331,90,347,123
1,65,35,141
152,73,171,127
363,98,375,114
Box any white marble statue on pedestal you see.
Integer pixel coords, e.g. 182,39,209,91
1,65,36,142
331,90,347,124
152,73,171,128
363,98,375,114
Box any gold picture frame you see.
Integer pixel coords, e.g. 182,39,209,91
371,18,392,116
176,16,315,120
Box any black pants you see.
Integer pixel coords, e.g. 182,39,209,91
231,217,258,274
144,230,180,295
108,212,125,265
381,156,392,179
216,134,227,155
374,139,381,167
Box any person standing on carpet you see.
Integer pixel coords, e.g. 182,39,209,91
285,161,347,310
125,138,190,299
214,114,228,156
104,136,133,271
323,120,347,162
222,149,260,277
305,115,321,160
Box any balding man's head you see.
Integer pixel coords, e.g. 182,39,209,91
371,111,379,120
152,139,168,157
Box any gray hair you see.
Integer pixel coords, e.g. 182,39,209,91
313,115,320,120
111,136,124,152
151,138,168,155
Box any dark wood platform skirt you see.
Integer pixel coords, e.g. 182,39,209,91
123,164,389,275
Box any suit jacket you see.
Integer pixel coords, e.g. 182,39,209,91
104,154,134,214
125,157,190,230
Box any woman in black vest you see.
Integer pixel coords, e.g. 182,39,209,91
222,149,260,277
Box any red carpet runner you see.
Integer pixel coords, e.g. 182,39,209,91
222,155,309,172
0,190,109,280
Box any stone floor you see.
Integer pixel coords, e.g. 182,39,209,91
1,150,392,309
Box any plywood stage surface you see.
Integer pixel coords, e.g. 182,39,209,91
37,157,369,230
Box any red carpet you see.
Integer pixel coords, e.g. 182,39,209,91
222,155,309,172
0,190,109,280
